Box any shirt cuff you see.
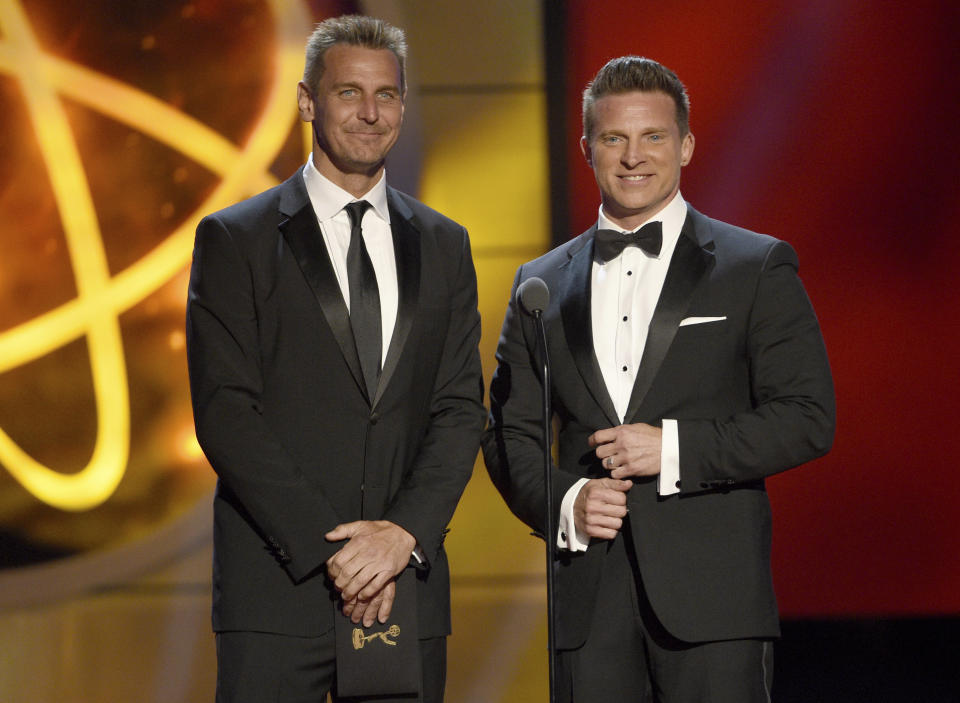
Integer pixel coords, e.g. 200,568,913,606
558,478,591,552
658,419,681,496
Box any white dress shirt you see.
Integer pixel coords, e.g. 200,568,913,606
558,191,687,551
301,157,398,365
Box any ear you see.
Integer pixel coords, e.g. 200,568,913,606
580,136,593,167
680,131,695,167
297,81,314,122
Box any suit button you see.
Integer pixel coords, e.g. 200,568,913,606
370,412,380,425
699,481,709,489
675,480,681,489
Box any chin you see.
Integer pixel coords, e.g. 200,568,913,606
343,158,386,176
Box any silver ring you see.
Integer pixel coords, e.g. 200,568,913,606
606,456,614,469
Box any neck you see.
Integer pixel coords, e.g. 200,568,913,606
601,190,678,231
311,152,385,199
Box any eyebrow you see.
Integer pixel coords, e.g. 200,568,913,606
331,81,400,93
598,126,671,137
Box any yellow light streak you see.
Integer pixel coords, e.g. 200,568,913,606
0,0,311,510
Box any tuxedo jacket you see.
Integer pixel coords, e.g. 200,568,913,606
186,171,485,639
483,206,835,648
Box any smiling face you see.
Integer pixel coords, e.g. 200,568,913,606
297,44,404,196
581,90,694,231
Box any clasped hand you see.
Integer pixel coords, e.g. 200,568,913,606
325,520,416,627
573,423,662,540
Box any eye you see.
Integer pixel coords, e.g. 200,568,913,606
376,90,399,101
601,135,622,145
339,88,359,98
649,133,664,143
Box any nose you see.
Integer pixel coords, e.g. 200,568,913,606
620,141,645,169
357,94,379,123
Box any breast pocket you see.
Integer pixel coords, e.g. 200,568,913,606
664,316,737,382
675,317,729,340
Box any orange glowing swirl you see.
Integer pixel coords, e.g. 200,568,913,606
0,0,311,510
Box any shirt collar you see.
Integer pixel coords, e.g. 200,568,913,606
301,155,391,223
596,190,688,247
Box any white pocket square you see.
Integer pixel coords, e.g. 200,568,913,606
679,316,727,327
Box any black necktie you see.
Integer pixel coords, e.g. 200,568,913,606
594,221,663,262
344,200,380,401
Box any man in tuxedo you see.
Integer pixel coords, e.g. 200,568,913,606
483,56,835,702
186,15,484,702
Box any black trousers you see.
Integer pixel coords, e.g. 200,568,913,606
555,531,773,703
215,629,446,703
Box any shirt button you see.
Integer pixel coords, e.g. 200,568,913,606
622,315,628,322
626,271,633,276
622,365,628,372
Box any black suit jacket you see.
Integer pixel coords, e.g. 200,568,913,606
483,206,835,648
186,171,485,638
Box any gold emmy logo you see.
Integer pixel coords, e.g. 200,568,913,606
0,0,323,568
352,624,401,650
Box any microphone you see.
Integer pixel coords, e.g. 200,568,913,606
515,275,558,703
517,276,550,316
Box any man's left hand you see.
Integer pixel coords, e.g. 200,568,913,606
340,580,396,628
589,423,662,478
325,520,416,625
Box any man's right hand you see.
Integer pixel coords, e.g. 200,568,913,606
573,478,632,540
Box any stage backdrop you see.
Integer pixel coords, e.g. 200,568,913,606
558,0,960,616
1,1,957,701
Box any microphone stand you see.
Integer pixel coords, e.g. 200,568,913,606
533,309,556,703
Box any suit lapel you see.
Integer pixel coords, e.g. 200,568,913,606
277,174,369,402
559,228,620,427
375,189,421,408
623,210,715,421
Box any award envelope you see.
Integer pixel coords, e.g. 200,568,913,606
334,567,420,697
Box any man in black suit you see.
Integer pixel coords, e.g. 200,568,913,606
483,56,835,702
186,15,484,702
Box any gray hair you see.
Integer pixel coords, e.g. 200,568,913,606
303,14,408,95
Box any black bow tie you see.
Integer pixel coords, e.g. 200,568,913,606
594,221,663,262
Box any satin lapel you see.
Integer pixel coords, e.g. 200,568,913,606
278,177,369,402
374,191,421,408
623,212,714,421
559,228,620,427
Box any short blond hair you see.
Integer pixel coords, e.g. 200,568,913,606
582,56,690,141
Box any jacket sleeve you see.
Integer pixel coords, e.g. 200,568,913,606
380,227,487,564
186,214,343,581
481,267,582,537
678,240,836,490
